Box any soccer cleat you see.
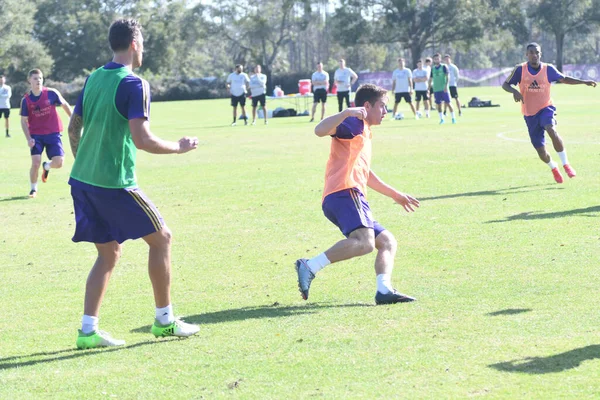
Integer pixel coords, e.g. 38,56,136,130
375,289,416,305
29,189,37,198
563,164,576,178
231,122,237,126
41,162,50,183
244,118,248,126
76,330,125,349
551,167,564,183
439,119,445,125
452,117,456,124
5,133,10,138
251,120,256,126
151,318,200,338
309,118,314,122
459,111,462,117
415,114,420,120
295,258,315,300
264,120,268,125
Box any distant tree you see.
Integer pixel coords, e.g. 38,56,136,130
529,0,600,71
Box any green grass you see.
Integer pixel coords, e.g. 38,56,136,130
1,85,600,398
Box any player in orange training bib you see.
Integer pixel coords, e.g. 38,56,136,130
502,43,596,183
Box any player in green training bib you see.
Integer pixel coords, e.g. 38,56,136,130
428,53,456,124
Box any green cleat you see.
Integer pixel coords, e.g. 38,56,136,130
76,330,125,349
151,318,200,338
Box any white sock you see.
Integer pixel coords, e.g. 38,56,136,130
438,112,443,119
547,159,558,170
81,315,99,334
44,161,51,171
425,110,430,116
156,304,175,325
30,182,38,191
557,151,569,166
376,274,393,294
307,252,331,275
451,112,455,118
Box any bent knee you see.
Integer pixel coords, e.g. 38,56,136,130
357,237,376,255
53,157,64,168
376,231,397,251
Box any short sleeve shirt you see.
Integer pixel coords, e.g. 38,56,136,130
392,68,412,93
249,73,267,96
312,71,330,90
334,68,356,92
448,64,459,87
506,63,565,86
413,69,429,91
21,89,62,116
227,72,250,97
0,85,11,109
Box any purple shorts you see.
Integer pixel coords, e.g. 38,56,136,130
30,133,64,158
69,178,164,244
322,188,385,237
524,106,557,148
433,91,451,104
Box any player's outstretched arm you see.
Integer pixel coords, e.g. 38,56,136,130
367,170,420,212
314,107,366,137
130,118,198,154
68,114,83,157
559,76,597,87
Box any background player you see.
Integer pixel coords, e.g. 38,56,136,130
20,69,72,198
413,59,430,118
443,54,462,116
295,83,420,305
0,75,12,137
226,64,250,126
310,61,329,122
249,64,268,125
68,18,200,349
428,54,455,124
391,58,417,120
424,57,433,112
334,59,358,112
502,42,596,183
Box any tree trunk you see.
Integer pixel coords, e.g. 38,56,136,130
409,41,424,69
556,33,565,72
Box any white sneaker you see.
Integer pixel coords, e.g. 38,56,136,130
264,120,268,125
415,114,420,120
231,122,237,126
152,318,200,338
251,120,256,125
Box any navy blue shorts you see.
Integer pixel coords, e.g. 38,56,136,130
524,106,556,148
434,91,451,104
322,188,385,237
70,178,164,244
30,133,64,158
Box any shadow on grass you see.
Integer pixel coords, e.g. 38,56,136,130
489,345,600,374
419,184,562,201
0,339,180,371
487,308,532,316
486,205,600,223
131,302,374,333
0,196,30,202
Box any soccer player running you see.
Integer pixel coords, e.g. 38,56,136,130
67,19,200,349
391,57,418,120
20,69,72,198
428,53,456,124
295,84,420,305
443,55,462,116
249,64,268,125
334,59,358,112
0,75,12,137
413,59,431,118
310,61,330,122
502,42,596,183
226,64,250,126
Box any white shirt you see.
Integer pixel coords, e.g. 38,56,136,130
392,68,412,93
311,71,329,90
0,84,11,109
249,73,267,96
447,63,459,87
334,68,356,92
226,72,250,97
413,68,429,91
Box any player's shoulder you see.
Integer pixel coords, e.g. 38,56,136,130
46,87,62,96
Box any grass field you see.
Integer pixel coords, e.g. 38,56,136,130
1,85,600,398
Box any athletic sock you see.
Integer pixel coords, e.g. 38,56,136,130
438,112,443,119
376,274,393,294
557,150,569,166
307,252,330,275
156,304,175,325
44,161,51,171
425,110,430,117
547,159,558,170
451,112,455,119
81,315,99,334
30,182,38,191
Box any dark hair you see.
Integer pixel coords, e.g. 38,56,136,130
425,57,432,62
417,59,423,63
526,42,540,51
109,19,142,52
443,54,451,58
28,69,43,77
397,57,405,62
433,53,441,58
235,64,242,69
354,84,387,107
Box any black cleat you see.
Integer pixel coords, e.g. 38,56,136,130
375,289,416,305
29,189,37,198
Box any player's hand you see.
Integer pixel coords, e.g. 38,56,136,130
392,192,420,212
512,91,524,103
444,88,448,93
177,137,199,154
27,138,35,148
586,80,597,87
344,107,367,120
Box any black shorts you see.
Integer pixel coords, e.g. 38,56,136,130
450,86,459,99
313,88,327,103
0,108,9,118
394,92,412,104
231,94,246,107
252,94,266,107
415,91,429,101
